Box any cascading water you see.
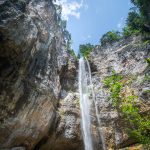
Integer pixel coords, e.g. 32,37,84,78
86,58,106,150
79,57,93,150
79,57,106,150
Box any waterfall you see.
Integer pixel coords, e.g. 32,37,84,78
79,57,93,150
86,58,106,150
79,57,106,150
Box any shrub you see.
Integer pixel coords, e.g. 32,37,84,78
103,72,150,147
100,31,121,46
79,43,94,58
122,26,133,38
146,58,150,65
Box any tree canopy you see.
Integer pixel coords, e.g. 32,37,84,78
79,43,94,58
100,31,121,46
78,0,150,56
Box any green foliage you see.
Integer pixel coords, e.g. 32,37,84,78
79,43,94,57
103,70,123,88
78,0,150,57
143,75,150,82
143,40,150,45
99,0,150,44
146,58,150,65
69,49,77,60
103,72,150,146
143,90,150,94
100,31,121,46
123,0,150,36
127,112,150,145
131,0,150,19
62,25,77,60
125,11,144,35
122,10,148,37
140,74,150,84
103,71,123,106
122,26,133,38
127,11,142,31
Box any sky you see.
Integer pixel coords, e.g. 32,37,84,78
54,0,132,54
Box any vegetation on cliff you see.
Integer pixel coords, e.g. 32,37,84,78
103,69,150,148
100,31,121,46
79,43,94,58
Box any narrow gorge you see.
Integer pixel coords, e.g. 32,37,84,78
0,0,150,150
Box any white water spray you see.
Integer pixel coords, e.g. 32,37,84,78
79,57,106,150
79,57,93,150
86,58,106,150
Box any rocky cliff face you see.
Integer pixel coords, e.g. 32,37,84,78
88,36,150,149
0,0,81,149
0,1,150,150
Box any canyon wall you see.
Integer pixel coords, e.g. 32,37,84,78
0,1,150,150
88,36,150,149
0,0,81,149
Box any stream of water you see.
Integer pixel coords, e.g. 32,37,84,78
79,57,93,150
79,57,106,150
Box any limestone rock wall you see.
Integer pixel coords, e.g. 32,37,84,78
88,36,150,149
0,1,150,150
0,0,81,149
